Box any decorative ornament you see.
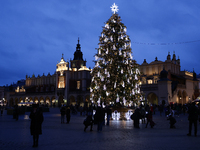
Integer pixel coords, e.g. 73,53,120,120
116,94,119,102
104,85,106,90
105,23,109,29
112,19,116,23
110,36,113,42
113,45,116,50
124,28,127,32
119,50,122,55
110,3,119,14
122,81,125,87
107,72,110,77
106,91,109,96
95,55,98,60
104,38,108,42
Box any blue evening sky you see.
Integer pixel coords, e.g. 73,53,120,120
0,0,200,86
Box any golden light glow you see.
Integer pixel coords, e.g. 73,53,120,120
78,66,90,71
147,79,153,84
77,81,80,89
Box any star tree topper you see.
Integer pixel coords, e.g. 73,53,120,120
110,3,119,14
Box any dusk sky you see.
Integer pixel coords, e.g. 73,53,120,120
1,0,200,86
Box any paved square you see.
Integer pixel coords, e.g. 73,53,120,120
0,108,200,150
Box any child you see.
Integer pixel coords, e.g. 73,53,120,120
168,115,176,128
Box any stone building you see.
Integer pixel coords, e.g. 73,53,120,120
4,43,200,107
139,52,199,105
7,39,91,107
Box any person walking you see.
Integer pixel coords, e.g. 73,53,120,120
83,114,94,132
106,106,112,126
187,102,198,137
95,106,105,132
60,106,65,124
29,104,44,147
133,108,141,128
145,111,155,128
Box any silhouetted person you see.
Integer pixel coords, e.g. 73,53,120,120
167,115,176,128
60,106,65,123
133,108,141,128
29,104,44,147
15,105,19,121
145,111,155,128
0,106,3,116
95,107,105,132
106,106,112,126
66,106,71,123
84,114,93,131
187,102,198,137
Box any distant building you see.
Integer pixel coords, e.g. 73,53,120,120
6,39,91,107
4,43,200,107
139,52,199,105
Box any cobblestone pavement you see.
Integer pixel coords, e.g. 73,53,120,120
0,108,200,150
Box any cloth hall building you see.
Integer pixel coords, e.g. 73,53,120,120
4,40,200,107
6,39,91,107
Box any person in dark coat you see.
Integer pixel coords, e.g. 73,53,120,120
66,106,71,124
133,108,141,128
145,111,155,128
187,102,198,137
106,106,112,126
29,104,44,147
95,106,105,132
60,106,65,123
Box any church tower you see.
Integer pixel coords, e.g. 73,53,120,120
70,38,86,69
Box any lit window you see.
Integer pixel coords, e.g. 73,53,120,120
77,81,80,89
147,80,153,84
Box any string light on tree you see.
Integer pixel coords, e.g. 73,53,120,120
90,3,142,106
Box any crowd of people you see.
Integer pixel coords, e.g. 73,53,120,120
58,102,200,134
2,101,200,148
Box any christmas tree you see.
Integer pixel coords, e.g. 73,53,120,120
90,3,141,107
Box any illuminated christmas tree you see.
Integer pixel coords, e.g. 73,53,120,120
90,3,141,106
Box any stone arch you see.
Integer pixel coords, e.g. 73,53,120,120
84,95,91,107
69,95,76,106
147,92,158,105
51,96,56,107
45,96,50,106
181,90,187,104
34,97,39,104
15,98,18,105
77,95,84,107
29,97,33,103
39,96,44,105
10,98,14,107
177,90,182,103
19,97,23,103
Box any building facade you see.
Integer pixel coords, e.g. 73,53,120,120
4,43,200,107
139,52,199,105
6,39,91,107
